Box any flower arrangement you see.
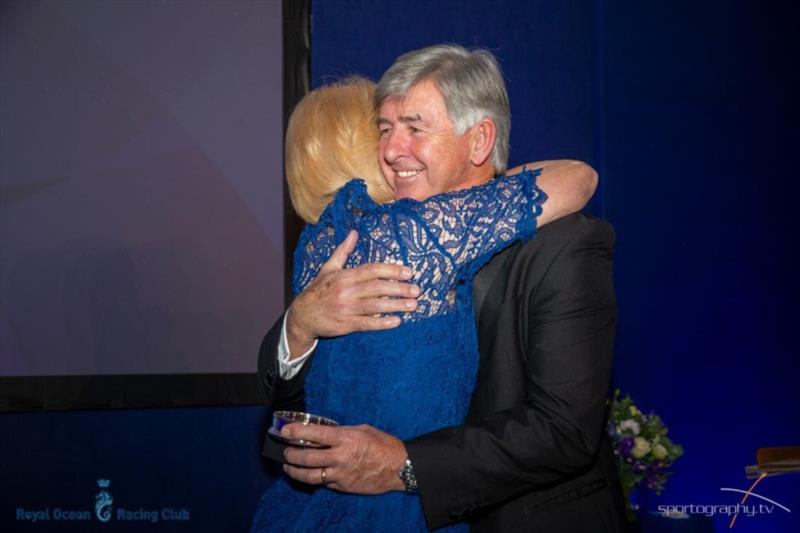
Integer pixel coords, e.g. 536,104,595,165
607,389,684,520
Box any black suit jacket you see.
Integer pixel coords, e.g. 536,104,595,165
257,213,626,532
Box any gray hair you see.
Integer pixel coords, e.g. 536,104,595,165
376,44,510,174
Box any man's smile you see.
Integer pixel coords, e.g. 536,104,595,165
394,169,423,179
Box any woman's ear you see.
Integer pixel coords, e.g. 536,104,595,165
469,118,497,167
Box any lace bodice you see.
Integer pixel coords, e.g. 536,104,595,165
293,168,546,319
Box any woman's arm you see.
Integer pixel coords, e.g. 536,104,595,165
292,222,337,295
507,160,598,227
402,168,546,269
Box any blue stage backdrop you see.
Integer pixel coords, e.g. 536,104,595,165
2,1,798,532
603,2,800,532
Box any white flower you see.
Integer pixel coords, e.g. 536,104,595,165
652,444,668,460
618,419,641,436
632,437,651,459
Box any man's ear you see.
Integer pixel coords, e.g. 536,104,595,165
469,118,497,167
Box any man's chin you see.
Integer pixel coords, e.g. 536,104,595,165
396,191,426,202
394,183,431,202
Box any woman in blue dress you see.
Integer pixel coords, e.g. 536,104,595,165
252,78,596,532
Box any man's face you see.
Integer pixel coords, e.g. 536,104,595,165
378,80,474,201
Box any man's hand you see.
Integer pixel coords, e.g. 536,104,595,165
281,423,407,494
286,230,420,357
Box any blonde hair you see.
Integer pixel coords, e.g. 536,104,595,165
285,77,393,223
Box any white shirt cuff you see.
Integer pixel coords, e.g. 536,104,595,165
278,313,317,379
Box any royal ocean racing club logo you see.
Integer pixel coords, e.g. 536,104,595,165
95,479,113,523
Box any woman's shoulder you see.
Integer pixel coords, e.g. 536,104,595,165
335,178,378,209
308,178,384,234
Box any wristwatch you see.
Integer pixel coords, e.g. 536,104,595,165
398,458,418,493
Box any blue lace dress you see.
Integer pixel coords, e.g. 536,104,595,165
252,168,546,532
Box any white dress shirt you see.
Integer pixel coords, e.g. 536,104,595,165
277,314,316,379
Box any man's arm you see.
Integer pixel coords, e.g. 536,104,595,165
285,230,419,357
257,313,309,411
406,216,616,527
259,231,420,410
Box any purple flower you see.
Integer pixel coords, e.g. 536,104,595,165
619,436,635,457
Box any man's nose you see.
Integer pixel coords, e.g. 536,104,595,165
382,129,409,162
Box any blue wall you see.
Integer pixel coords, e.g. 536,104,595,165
2,1,798,532
310,1,800,532
311,0,605,213
604,2,800,532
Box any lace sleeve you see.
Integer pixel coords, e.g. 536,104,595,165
292,222,337,296
398,168,547,272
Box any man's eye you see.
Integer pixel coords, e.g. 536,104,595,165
379,128,391,136
409,126,420,133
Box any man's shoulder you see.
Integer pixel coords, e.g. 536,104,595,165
536,212,614,245
475,213,614,304
511,212,615,263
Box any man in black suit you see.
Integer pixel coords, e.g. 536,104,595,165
259,45,626,531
